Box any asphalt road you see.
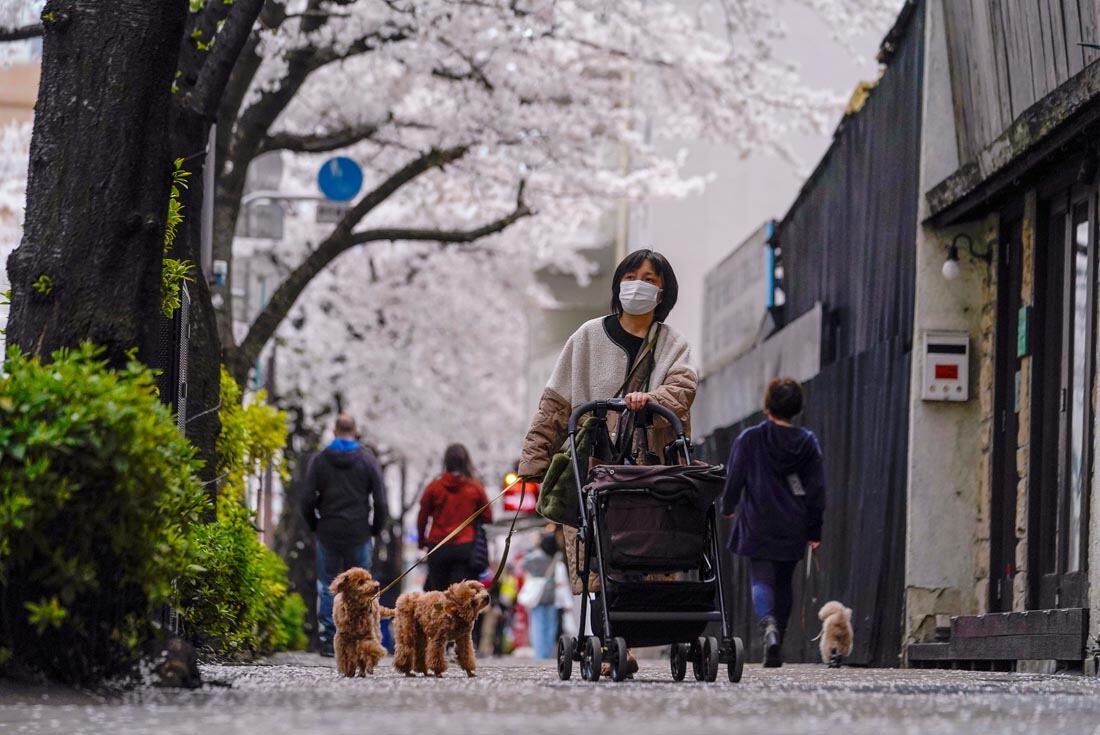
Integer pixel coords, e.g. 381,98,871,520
3,653,1100,735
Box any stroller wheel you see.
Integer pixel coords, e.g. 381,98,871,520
610,637,628,682
670,643,688,681
704,637,720,682
691,638,707,681
557,635,576,681
581,636,602,682
727,637,745,683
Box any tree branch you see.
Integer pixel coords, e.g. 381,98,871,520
225,23,411,177
331,145,470,240
230,165,527,386
432,38,495,92
349,188,532,246
258,117,390,155
285,11,352,20
213,0,289,171
213,6,412,353
309,23,413,66
0,23,42,42
176,0,234,95
183,0,268,119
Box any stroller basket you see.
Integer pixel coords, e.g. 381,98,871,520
603,490,707,569
586,462,725,571
559,398,744,683
602,579,716,612
593,580,718,647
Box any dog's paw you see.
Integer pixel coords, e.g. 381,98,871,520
465,670,476,678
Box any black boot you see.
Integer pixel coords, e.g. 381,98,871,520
761,615,782,668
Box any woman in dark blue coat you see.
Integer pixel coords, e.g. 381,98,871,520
721,378,825,667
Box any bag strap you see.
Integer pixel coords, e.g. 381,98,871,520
615,322,662,398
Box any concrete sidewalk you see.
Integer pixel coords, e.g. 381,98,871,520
2,652,1100,734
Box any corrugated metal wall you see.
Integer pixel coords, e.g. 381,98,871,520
699,4,923,668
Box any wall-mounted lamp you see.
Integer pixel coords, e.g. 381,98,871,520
942,233,992,281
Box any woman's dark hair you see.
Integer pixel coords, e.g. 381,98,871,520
444,443,476,478
610,249,679,322
764,377,804,421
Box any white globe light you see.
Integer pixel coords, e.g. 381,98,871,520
942,257,961,281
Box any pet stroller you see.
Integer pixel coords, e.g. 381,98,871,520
556,398,744,683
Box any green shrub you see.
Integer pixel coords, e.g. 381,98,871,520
0,345,208,684
176,368,298,657
178,499,293,656
278,593,309,652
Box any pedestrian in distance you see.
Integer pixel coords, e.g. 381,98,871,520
418,443,493,591
519,531,561,660
721,377,825,668
301,413,389,658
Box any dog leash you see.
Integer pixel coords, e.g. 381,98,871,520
800,544,816,638
490,481,528,584
371,477,527,601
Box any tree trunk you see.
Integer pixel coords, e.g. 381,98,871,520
5,0,190,367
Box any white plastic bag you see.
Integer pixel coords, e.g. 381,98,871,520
517,575,548,609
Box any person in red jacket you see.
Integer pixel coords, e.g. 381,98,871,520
418,444,493,590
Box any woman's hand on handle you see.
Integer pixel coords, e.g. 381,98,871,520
624,392,650,411
809,541,821,551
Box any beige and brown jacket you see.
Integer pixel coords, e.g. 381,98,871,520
518,316,698,479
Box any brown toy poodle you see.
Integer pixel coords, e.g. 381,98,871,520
392,580,491,678
330,567,388,677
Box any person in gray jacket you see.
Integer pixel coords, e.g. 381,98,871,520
521,532,561,659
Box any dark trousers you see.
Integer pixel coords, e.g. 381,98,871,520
425,541,474,591
316,539,373,644
749,558,799,634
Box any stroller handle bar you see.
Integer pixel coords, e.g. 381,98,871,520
567,398,686,437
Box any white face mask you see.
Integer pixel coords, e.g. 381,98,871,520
619,279,662,316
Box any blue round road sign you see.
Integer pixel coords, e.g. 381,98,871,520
318,156,364,202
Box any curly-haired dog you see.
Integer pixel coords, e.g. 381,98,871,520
818,600,853,667
330,567,388,677
392,580,491,678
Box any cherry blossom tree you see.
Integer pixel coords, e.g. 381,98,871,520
0,0,900,473
211,0,901,383
216,0,898,470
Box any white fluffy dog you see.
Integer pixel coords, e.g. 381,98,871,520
818,601,853,667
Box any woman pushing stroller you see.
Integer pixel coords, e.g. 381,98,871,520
518,249,697,676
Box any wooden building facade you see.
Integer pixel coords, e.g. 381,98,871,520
908,0,1100,668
